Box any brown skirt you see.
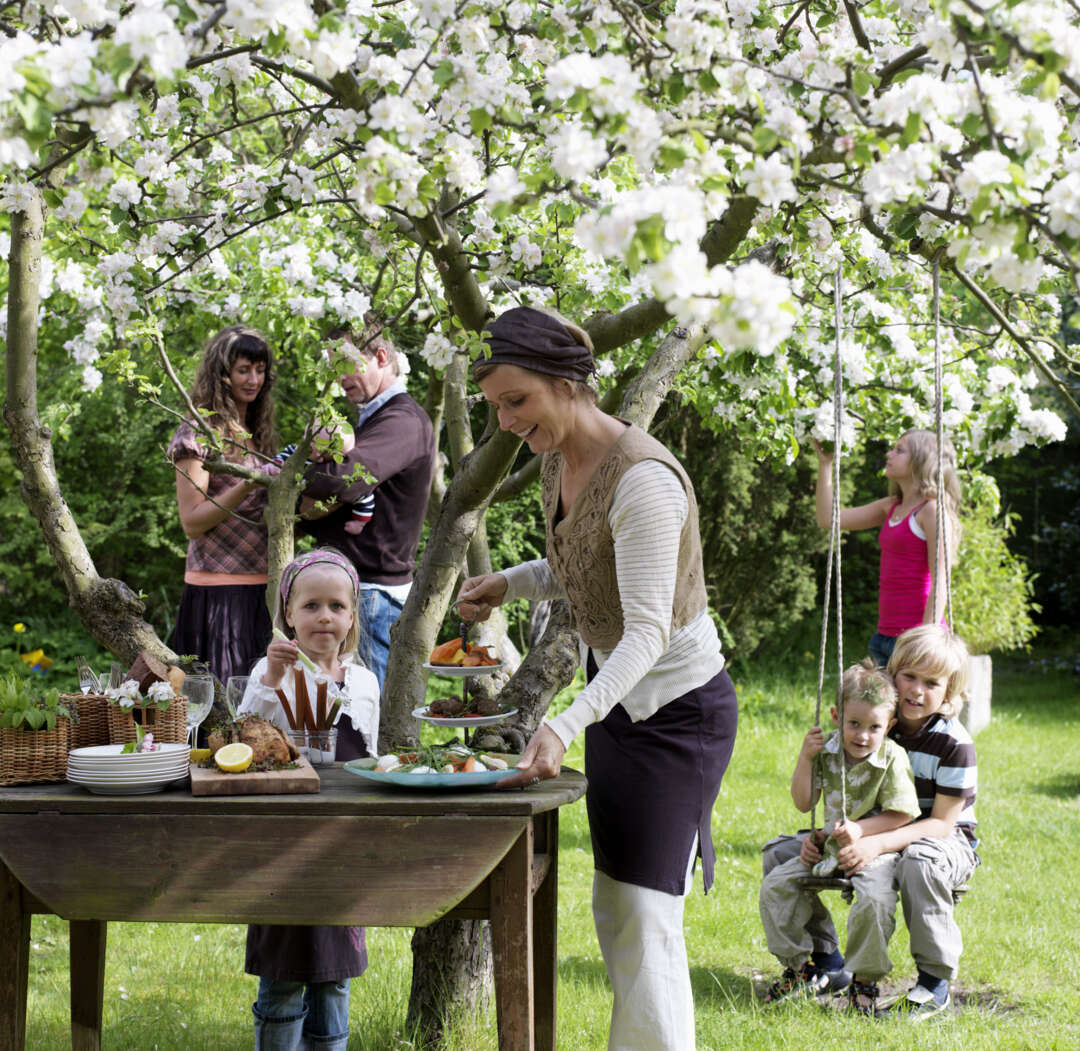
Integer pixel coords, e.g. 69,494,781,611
584,663,737,895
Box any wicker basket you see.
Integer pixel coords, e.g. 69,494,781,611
62,693,111,750
106,697,188,746
0,718,73,786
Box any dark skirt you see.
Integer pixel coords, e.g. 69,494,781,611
245,924,368,983
584,663,738,895
170,582,272,683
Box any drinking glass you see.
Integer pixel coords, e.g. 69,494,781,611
226,676,250,716
184,675,215,749
75,657,100,695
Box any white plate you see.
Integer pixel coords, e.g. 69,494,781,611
411,706,518,728
69,743,189,759
344,755,520,789
422,662,504,678
67,759,189,777
68,767,188,783
71,779,178,795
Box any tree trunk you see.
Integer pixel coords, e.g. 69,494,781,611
406,919,493,1048
3,189,169,665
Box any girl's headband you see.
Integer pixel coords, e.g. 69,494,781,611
279,548,360,609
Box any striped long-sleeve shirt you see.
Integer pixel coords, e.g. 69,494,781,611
501,458,725,749
890,712,978,847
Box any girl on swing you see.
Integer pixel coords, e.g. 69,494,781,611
814,430,962,667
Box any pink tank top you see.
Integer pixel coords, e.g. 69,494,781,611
877,502,931,636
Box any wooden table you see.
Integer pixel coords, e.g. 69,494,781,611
0,766,586,1051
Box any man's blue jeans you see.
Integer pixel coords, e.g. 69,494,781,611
356,587,404,689
252,978,349,1050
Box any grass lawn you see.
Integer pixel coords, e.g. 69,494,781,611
22,656,1080,1049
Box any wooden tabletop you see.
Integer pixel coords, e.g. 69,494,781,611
0,764,587,817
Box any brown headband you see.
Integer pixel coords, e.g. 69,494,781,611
476,307,596,382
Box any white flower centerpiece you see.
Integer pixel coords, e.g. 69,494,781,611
104,678,187,746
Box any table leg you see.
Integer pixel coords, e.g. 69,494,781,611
532,812,558,1051
70,920,106,1051
490,823,534,1050
0,857,30,1051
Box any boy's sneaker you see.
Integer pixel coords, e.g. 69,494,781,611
890,983,951,1020
763,964,829,1004
820,966,853,993
847,978,881,1016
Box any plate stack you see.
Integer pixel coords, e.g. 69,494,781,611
67,743,190,795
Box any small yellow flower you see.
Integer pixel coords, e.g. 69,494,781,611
13,623,26,633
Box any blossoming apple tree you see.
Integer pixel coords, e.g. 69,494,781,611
4,0,1080,1034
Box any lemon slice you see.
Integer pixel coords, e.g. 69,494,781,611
190,748,212,763
214,742,254,773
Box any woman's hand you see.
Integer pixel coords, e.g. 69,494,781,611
496,725,566,790
262,636,299,688
456,573,509,623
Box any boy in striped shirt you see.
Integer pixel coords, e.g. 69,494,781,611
822,624,977,1018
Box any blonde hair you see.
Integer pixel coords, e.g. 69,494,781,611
887,624,971,717
273,567,362,657
889,429,962,544
840,658,898,716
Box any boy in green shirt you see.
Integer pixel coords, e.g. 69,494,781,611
760,660,920,1011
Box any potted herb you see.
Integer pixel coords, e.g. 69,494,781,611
0,672,78,785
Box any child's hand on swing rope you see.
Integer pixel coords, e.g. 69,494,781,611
836,836,880,875
799,725,826,760
799,829,826,866
832,818,862,849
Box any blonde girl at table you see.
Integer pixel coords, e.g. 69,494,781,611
457,306,738,1051
238,548,379,1051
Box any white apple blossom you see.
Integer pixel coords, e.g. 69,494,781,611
115,2,188,79
956,150,1013,199
0,180,35,213
510,236,542,270
82,365,104,392
742,154,797,207
421,333,456,369
107,177,142,207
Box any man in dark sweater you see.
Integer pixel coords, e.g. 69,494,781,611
301,318,436,689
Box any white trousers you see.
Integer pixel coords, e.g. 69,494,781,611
592,847,697,1051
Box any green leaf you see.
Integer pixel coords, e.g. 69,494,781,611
469,108,493,135
433,61,455,87
752,125,780,152
852,69,875,97
900,110,923,147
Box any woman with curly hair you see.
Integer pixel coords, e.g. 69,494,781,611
167,325,278,682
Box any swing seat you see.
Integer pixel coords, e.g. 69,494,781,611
796,874,970,906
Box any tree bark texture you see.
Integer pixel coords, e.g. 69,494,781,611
407,918,493,1048
3,191,170,666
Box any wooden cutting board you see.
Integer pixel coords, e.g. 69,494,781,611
189,756,321,796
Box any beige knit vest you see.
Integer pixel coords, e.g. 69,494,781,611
541,423,708,650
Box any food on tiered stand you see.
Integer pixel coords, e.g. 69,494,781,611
428,638,499,667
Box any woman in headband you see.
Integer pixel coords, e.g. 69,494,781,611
457,305,738,1051
167,325,278,683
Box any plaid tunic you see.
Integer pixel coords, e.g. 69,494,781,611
168,422,268,575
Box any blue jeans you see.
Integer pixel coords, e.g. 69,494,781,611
868,632,897,668
356,587,404,689
253,978,349,1050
